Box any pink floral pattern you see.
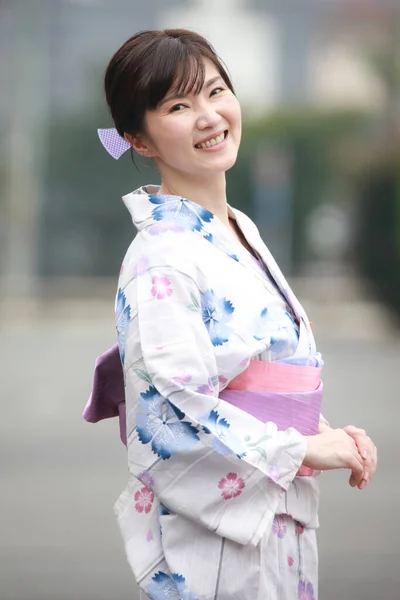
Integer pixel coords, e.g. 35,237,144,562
172,373,193,388
133,257,149,277
287,556,294,567
138,470,154,490
146,528,153,542
295,521,305,536
266,465,281,483
134,487,155,514
148,221,185,236
218,375,228,388
151,276,173,300
196,378,215,396
298,580,316,600
272,515,287,539
218,472,245,500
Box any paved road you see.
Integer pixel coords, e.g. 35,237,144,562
1,315,399,600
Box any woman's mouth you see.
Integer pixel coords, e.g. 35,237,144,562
195,130,228,150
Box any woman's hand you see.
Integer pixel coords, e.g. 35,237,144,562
343,425,378,489
303,428,365,487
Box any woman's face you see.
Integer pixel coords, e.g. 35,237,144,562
142,59,242,180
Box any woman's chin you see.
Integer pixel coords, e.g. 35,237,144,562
198,151,238,174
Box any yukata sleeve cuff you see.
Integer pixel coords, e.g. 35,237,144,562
215,430,307,547
215,474,285,547
264,428,308,491
319,413,330,427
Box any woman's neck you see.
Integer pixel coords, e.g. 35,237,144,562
158,172,230,227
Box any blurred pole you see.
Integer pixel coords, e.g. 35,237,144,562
1,0,50,299
253,144,293,275
279,11,316,104
252,0,325,105
386,4,400,255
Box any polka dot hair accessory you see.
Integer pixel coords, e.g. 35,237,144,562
97,128,131,159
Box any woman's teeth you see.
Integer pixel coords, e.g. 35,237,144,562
196,132,225,149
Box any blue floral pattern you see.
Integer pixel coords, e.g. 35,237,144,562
271,330,297,354
253,307,270,342
200,410,245,457
203,232,239,262
158,503,170,517
148,195,214,233
136,386,200,460
158,503,170,537
269,312,299,357
173,574,199,600
115,288,131,364
201,290,235,346
146,571,199,600
253,307,299,359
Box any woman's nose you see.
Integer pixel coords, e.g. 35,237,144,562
196,111,221,130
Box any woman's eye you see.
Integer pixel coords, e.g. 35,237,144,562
210,87,224,97
169,103,186,113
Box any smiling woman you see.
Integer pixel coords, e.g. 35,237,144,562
85,28,378,600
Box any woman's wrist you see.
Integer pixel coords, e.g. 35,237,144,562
318,420,331,434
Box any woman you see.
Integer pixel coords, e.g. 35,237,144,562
86,29,377,599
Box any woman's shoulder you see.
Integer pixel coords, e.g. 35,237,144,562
120,229,204,285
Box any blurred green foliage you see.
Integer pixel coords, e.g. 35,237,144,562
237,108,370,267
354,152,400,324
39,101,157,277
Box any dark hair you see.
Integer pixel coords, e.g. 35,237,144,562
104,29,235,138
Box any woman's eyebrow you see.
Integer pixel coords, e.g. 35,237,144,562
204,75,223,89
159,91,187,106
160,75,223,107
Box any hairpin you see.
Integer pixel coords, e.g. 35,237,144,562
97,128,131,159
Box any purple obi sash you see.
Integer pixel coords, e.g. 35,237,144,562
220,386,323,437
222,359,323,436
83,345,323,462
83,344,127,444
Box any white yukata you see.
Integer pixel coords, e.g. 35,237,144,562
114,185,323,600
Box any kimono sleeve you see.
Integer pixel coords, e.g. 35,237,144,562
122,263,307,547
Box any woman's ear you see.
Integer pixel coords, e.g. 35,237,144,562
124,133,156,158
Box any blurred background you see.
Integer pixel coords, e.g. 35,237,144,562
1,0,399,599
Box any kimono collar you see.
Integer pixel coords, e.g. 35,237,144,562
121,185,314,342
122,184,238,235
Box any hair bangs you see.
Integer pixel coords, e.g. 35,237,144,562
144,40,206,110
170,52,206,98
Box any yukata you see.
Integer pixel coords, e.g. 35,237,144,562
114,185,324,600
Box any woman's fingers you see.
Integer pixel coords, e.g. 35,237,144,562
344,425,366,437
348,450,365,487
356,434,371,460
358,438,378,489
344,426,370,459
344,428,378,489
349,446,365,486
